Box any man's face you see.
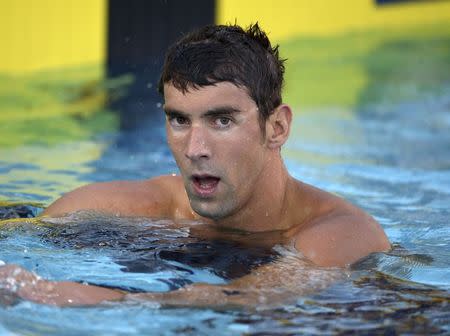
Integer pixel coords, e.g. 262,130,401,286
164,82,271,220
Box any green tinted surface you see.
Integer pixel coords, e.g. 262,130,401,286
0,65,120,147
282,22,450,109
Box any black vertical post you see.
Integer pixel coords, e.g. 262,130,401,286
107,0,215,131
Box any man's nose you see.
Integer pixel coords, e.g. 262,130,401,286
185,126,211,161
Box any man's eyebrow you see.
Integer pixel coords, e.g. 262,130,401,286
203,106,241,117
164,106,241,117
164,108,188,117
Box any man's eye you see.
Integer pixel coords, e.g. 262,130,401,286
169,116,189,126
176,116,188,124
214,117,231,128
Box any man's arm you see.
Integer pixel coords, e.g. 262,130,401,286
129,254,344,308
0,256,344,308
41,176,187,219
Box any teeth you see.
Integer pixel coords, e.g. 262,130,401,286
196,177,218,188
200,179,213,187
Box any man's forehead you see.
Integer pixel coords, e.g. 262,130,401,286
163,81,251,98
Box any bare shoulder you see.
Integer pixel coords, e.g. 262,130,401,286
292,184,391,267
42,175,189,218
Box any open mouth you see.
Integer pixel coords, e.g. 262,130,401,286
192,174,220,196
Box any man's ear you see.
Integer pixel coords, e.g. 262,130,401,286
265,104,292,149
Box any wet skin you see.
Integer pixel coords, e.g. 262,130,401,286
0,82,391,307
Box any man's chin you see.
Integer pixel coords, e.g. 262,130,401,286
185,185,236,220
189,200,229,221
191,204,219,220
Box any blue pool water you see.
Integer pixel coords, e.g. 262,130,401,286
0,90,449,334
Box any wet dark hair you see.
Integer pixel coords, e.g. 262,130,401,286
158,23,286,129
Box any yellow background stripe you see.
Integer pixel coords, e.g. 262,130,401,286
0,0,106,73
217,0,450,41
0,0,449,73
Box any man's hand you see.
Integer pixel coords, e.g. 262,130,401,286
0,264,124,306
0,264,53,304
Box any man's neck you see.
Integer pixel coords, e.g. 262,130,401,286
212,155,295,233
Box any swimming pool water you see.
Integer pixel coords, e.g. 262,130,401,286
0,91,449,334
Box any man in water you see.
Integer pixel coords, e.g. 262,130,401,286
0,24,390,307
